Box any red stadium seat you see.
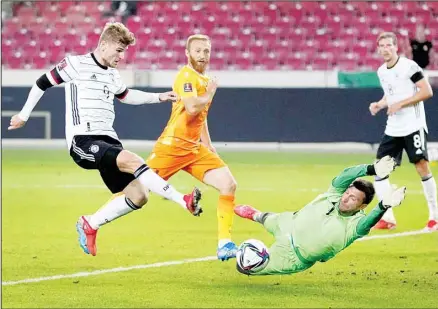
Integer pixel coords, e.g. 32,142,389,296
33,54,50,69
15,5,36,19
309,58,330,70
1,1,428,71
335,59,359,71
285,58,307,70
47,45,67,63
2,18,22,35
5,55,26,69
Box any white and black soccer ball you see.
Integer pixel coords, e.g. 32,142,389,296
236,239,270,275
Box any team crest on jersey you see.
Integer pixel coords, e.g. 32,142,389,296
57,59,68,71
90,144,100,153
183,83,193,92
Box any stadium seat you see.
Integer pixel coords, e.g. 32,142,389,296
335,59,359,71
1,1,427,70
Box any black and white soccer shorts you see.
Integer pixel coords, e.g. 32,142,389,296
70,135,135,193
376,129,429,166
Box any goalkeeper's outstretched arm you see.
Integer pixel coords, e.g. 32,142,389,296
355,186,407,236
330,165,375,193
330,156,396,193
355,202,388,236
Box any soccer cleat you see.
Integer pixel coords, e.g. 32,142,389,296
76,216,98,256
234,204,261,221
217,242,238,261
183,187,203,216
373,219,396,230
424,220,438,231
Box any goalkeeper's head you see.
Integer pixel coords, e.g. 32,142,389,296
339,179,375,213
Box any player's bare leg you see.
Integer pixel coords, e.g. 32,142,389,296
415,159,438,231
203,166,238,260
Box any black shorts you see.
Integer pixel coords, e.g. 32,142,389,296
376,129,429,165
70,135,135,193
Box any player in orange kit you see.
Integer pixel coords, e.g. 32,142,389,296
146,34,239,261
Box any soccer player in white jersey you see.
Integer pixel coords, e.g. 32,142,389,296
369,32,437,231
8,22,203,256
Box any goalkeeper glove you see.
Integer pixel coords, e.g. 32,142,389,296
374,155,396,178
381,186,407,209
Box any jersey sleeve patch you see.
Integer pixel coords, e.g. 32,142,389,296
57,59,68,71
183,83,193,92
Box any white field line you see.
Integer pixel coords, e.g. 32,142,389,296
4,184,426,195
2,229,435,286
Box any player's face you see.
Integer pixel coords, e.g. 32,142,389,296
101,41,127,68
339,187,366,213
378,38,398,63
186,39,211,73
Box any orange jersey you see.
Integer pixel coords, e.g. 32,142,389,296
156,65,212,152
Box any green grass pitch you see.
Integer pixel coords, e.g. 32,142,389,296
2,149,438,308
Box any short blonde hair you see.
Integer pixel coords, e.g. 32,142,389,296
377,32,397,46
186,34,211,50
99,22,136,46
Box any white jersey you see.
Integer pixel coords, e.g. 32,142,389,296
50,53,128,149
377,56,428,137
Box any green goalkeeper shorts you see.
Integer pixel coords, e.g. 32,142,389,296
254,213,315,276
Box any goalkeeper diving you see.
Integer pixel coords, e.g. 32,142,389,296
235,156,406,275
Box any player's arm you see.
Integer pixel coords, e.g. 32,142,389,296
200,119,216,153
330,165,373,193
387,64,434,115
8,57,79,130
355,186,406,237
182,77,218,116
330,156,396,193
116,88,177,105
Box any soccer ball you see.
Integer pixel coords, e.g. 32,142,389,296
236,239,270,275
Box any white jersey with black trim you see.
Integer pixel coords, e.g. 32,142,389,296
377,56,428,137
51,53,128,149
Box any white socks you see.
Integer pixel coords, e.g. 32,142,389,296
88,195,139,229
375,174,438,223
87,164,189,230
218,238,232,248
134,165,186,209
374,177,396,223
421,175,438,221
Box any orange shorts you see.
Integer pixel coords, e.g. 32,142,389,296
146,143,227,181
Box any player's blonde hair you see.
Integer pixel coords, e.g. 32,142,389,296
99,22,136,47
186,34,211,50
377,32,397,46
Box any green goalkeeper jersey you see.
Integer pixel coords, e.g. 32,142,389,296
286,164,384,263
